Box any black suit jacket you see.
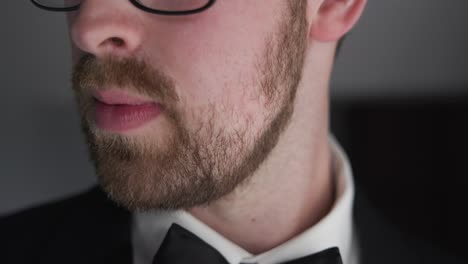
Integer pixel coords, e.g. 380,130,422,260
0,185,463,264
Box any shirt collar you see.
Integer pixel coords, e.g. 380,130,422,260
132,136,356,264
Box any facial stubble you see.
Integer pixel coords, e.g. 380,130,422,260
72,2,308,211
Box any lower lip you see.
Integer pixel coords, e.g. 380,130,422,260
94,100,163,132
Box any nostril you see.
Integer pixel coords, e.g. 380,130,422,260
109,37,125,47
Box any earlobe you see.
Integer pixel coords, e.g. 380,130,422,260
309,0,367,42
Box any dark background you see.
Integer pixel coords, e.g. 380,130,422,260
1,0,467,262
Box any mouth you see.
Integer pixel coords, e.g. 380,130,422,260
91,90,163,133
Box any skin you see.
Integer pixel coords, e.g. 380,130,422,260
68,0,366,254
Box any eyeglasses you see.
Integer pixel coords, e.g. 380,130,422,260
30,0,217,16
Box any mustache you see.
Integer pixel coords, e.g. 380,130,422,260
71,54,179,105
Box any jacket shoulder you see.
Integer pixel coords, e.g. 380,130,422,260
354,188,465,264
0,186,131,264
3,187,98,220
1,187,96,240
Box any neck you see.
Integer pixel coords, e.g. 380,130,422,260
189,45,335,254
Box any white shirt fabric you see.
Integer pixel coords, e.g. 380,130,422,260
132,137,359,264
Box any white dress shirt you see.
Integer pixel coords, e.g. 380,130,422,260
132,137,359,264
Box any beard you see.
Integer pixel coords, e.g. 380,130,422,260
71,1,308,211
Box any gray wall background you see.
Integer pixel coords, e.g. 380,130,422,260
1,0,467,215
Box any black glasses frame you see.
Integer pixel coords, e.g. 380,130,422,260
30,0,217,16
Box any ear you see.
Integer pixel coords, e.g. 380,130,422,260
309,0,367,42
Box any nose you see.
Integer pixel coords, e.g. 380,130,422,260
69,0,144,58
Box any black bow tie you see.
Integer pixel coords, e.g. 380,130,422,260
153,224,343,264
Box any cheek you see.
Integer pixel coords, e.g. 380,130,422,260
154,35,261,106
144,17,275,131
172,46,269,136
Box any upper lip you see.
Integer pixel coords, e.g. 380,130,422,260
92,90,156,105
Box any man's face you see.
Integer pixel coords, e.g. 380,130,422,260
69,0,308,211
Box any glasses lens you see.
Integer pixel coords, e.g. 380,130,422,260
135,0,210,12
33,0,81,9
